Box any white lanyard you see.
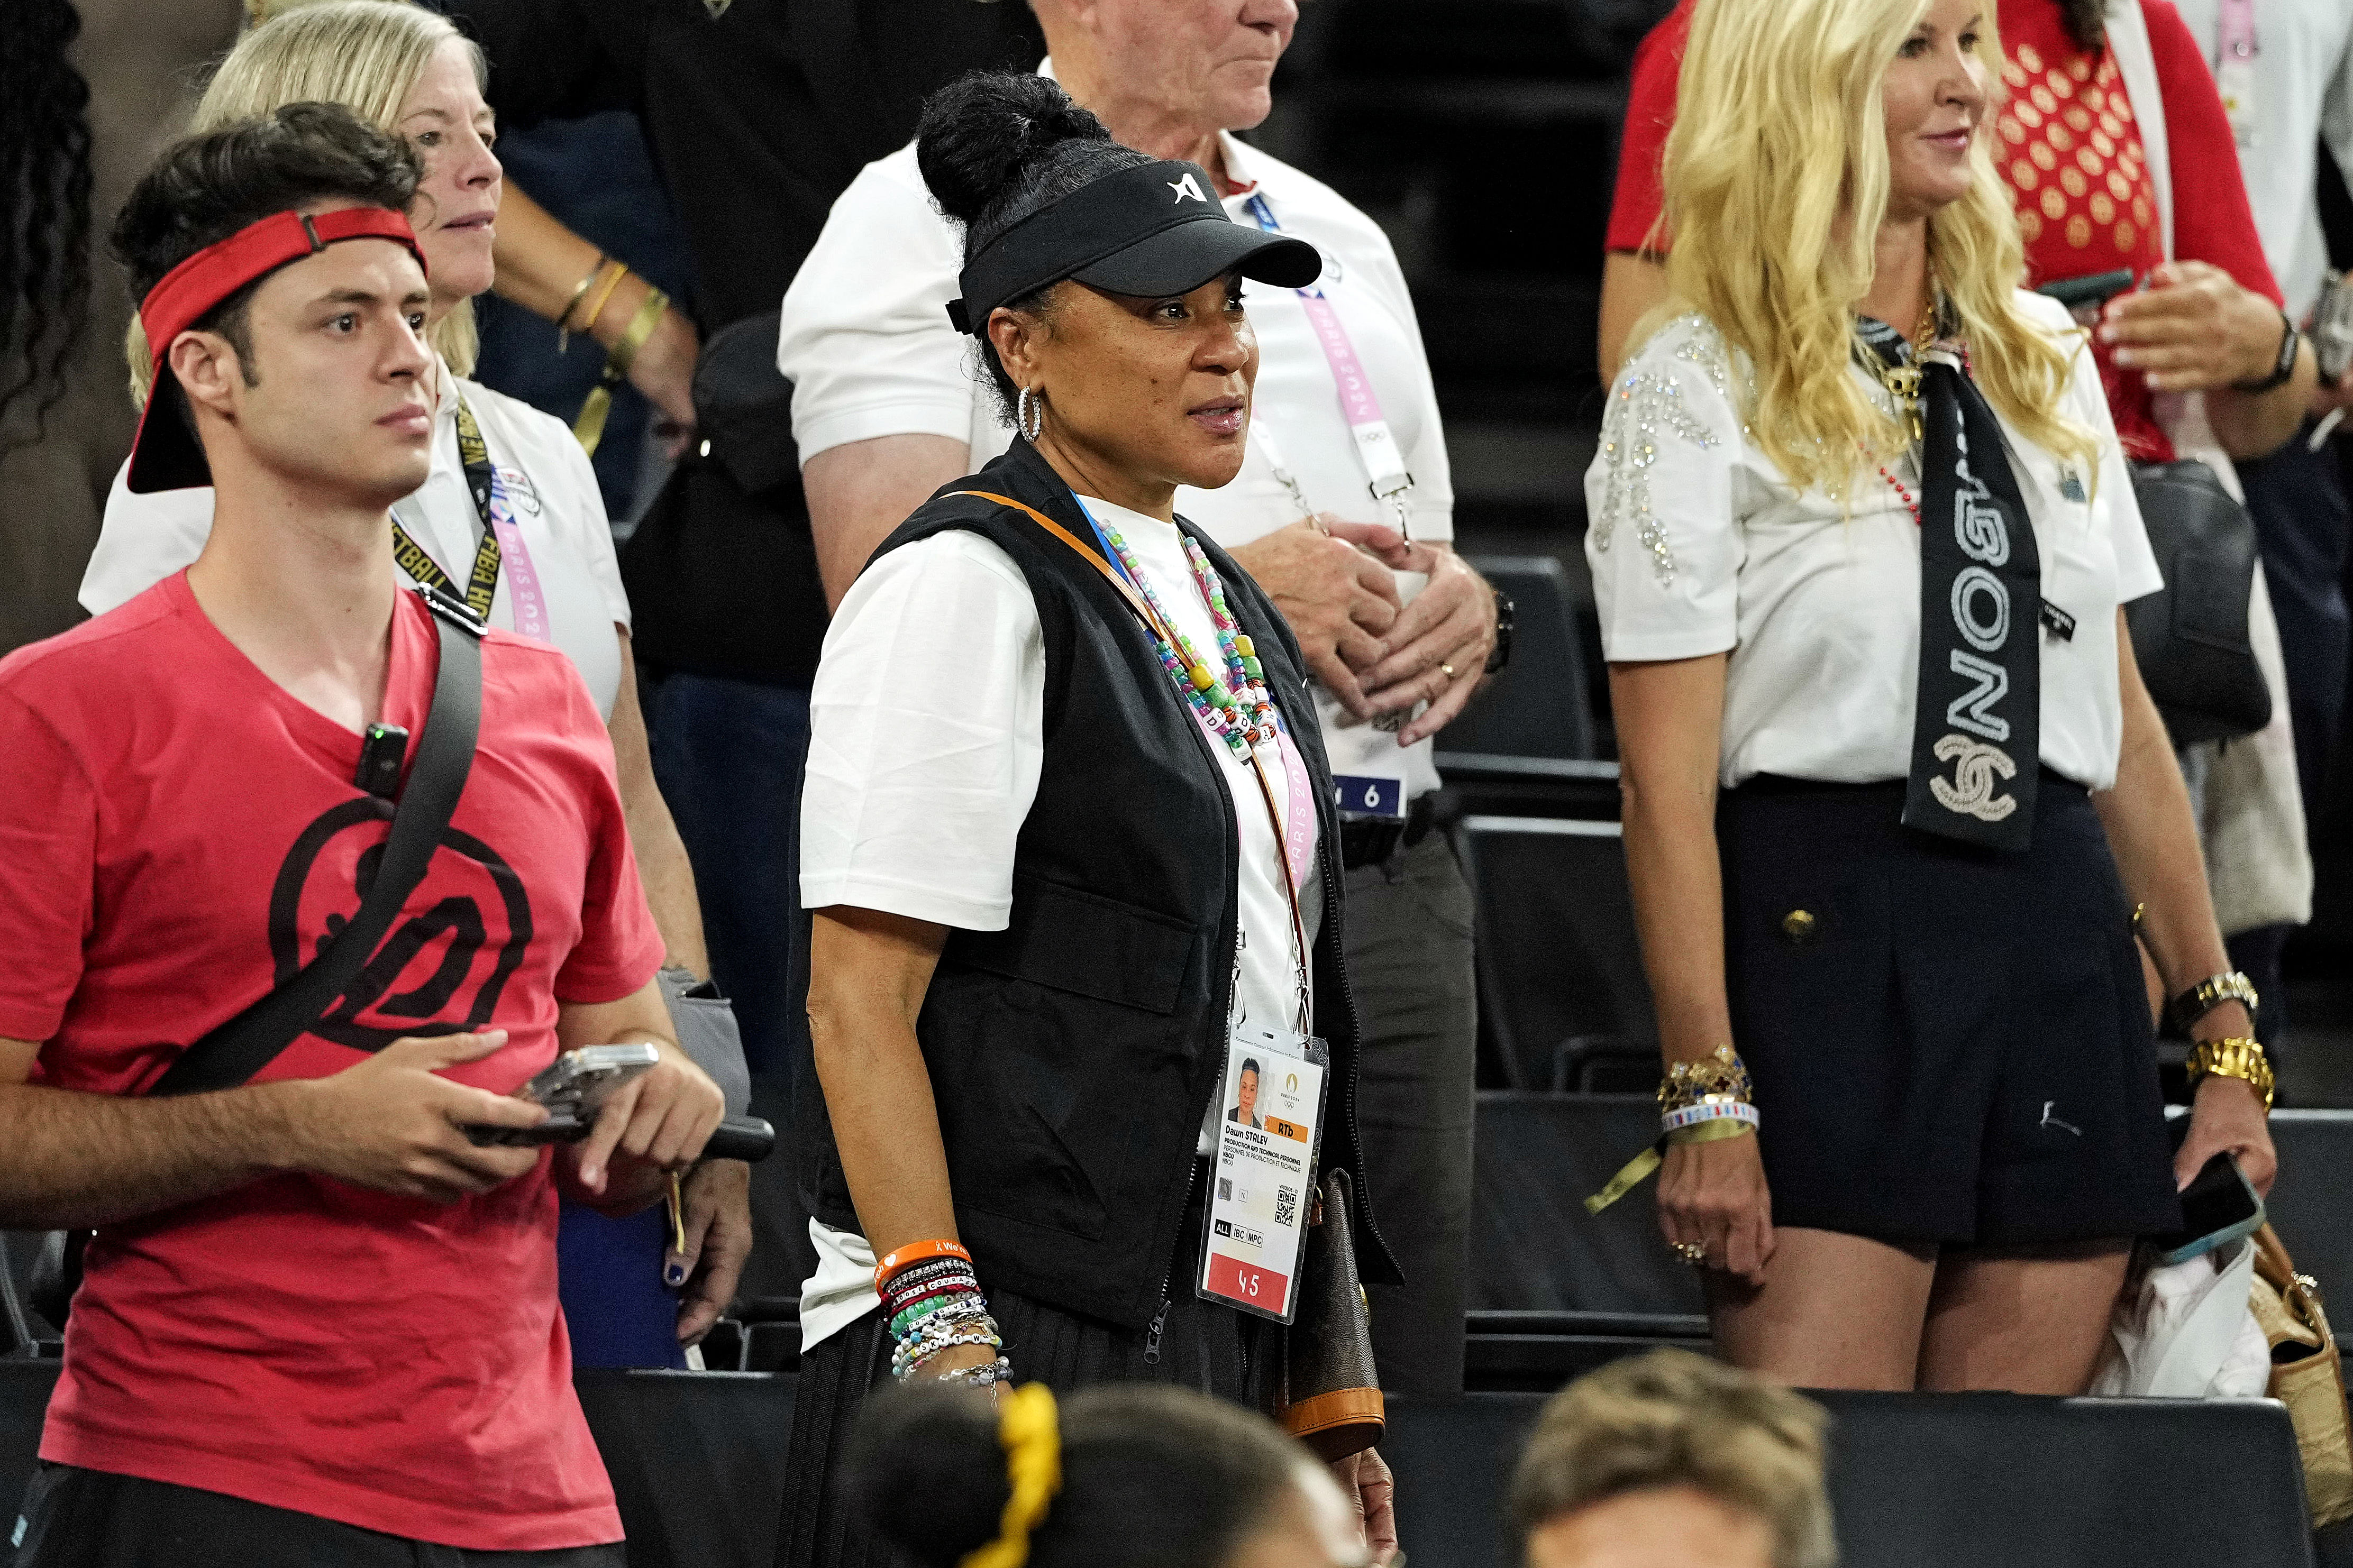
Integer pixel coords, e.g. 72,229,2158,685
1242,191,1416,537
2215,0,2260,149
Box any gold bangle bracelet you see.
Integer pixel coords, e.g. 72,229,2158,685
576,260,630,341
605,286,670,378
2186,1035,2275,1112
554,251,608,353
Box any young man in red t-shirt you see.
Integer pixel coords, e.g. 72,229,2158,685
0,104,724,1565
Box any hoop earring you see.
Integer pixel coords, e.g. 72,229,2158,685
1017,384,1045,443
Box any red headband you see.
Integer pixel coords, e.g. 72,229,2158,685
127,205,428,494
138,205,428,365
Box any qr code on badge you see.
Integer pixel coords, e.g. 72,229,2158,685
1218,1177,1233,1202
1274,1185,1298,1227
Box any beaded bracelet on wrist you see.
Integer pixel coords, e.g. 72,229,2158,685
1657,1046,1754,1117
936,1356,1014,1389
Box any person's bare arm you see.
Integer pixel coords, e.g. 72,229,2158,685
671,1156,752,1345
806,905,996,1378
490,182,699,433
608,629,708,978
2092,610,2277,1194
554,978,721,1216
804,435,972,611
1611,654,1772,1282
1599,252,1673,381
2101,262,2319,461
1226,518,1405,720
0,1031,547,1230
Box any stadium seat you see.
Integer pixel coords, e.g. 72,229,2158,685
1465,1309,1709,1391
1471,1092,1700,1316
1386,1389,2315,1568
1443,555,1599,762
2264,1111,2353,1312
1454,817,1654,1091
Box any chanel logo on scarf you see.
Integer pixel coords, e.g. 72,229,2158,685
1867,326,2044,852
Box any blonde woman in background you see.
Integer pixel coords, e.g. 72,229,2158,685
72,0,750,1362
1511,1349,1836,1568
1590,0,2274,1392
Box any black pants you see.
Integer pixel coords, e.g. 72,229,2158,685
2240,422,2351,823
775,1182,1276,1568
11,1464,626,1568
1342,832,1478,1396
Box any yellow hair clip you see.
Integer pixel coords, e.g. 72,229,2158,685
961,1383,1062,1568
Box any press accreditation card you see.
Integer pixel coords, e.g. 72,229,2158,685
1199,1024,1328,1323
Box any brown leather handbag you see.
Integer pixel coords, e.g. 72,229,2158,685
2249,1223,2353,1528
1276,1169,1385,1462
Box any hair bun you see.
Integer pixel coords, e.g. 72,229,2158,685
842,1384,1010,1566
916,71,1112,227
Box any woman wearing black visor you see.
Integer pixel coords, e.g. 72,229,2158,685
782,73,1401,1567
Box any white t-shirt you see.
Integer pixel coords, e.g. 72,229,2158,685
2172,0,2353,319
80,363,632,719
777,90,1455,802
1585,294,2162,791
795,492,1324,1350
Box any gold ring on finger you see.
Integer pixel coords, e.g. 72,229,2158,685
1673,1240,1708,1267
1440,662,1456,680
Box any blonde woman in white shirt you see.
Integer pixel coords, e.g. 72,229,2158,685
1592,0,2274,1393
75,0,749,1351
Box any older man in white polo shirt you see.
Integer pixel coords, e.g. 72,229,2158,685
778,0,1497,1395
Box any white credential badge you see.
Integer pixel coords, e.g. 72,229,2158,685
1199,1022,1328,1323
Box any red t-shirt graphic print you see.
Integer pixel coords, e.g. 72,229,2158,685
0,574,662,1551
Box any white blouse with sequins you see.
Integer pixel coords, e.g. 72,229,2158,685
1582,292,2163,791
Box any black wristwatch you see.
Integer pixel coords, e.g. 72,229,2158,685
1484,589,1516,674
2232,310,2302,393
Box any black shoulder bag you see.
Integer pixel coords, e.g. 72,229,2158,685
2126,460,2274,747
31,589,484,1325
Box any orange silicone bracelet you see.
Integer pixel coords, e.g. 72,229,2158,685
874,1237,973,1291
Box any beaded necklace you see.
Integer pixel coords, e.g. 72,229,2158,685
1085,504,1284,760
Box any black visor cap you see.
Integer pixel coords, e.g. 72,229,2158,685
948,159,1322,333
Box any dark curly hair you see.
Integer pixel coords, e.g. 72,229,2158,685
915,70,1155,420
112,102,421,391
2057,0,2108,53
0,0,94,448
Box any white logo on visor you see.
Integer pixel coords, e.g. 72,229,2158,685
1169,172,1208,204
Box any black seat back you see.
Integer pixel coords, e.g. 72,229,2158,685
1445,556,1598,762
1454,815,1653,1090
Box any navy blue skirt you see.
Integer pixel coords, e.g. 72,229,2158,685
1717,774,2181,1248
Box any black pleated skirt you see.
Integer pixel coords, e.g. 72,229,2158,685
1718,774,2181,1248
776,1179,1275,1568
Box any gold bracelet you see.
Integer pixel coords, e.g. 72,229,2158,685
571,287,672,457
1658,1045,1752,1116
555,251,609,354
576,260,630,341
2186,1035,2275,1112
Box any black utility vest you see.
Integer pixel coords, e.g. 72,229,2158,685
795,439,1396,1329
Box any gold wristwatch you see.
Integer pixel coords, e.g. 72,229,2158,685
2167,970,2259,1036
2186,1035,2275,1112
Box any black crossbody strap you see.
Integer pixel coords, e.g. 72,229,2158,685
151,590,485,1097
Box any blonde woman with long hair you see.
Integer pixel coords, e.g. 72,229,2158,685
1588,0,2274,1392
72,0,751,1363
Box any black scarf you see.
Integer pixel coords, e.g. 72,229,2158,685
1858,319,2042,852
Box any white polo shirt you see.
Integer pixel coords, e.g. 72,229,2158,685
2171,0,2353,319
80,364,632,718
778,83,1456,803
1586,294,2163,791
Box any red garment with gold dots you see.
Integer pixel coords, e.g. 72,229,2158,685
1994,2,2277,461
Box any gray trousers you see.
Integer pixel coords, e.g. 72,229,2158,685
1343,830,1479,1396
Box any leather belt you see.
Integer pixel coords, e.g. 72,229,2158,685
1339,793,1436,870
